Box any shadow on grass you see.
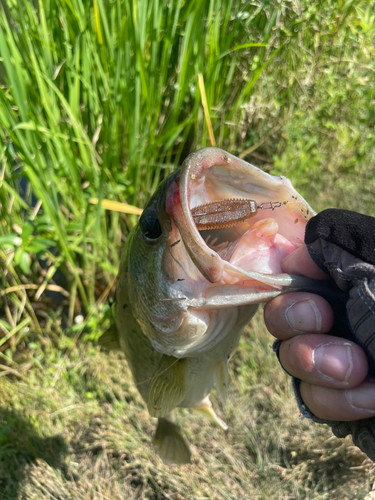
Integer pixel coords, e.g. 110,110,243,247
0,407,70,499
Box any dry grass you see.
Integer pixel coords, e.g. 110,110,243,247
1,310,374,500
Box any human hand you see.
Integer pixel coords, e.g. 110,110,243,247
264,244,374,422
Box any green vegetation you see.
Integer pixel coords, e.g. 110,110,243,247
1,313,374,499
0,0,374,498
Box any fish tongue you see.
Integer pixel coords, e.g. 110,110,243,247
227,218,296,277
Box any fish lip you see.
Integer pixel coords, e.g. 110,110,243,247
166,149,242,284
165,159,223,284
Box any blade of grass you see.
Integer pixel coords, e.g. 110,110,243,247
198,73,216,147
89,198,143,215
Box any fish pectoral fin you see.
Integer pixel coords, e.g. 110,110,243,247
147,355,188,418
153,417,191,465
98,324,121,350
214,359,229,406
191,396,228,430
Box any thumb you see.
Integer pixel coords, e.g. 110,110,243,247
281,245,329,280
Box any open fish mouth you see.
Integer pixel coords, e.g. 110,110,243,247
144,147,322,357
167,147,315,292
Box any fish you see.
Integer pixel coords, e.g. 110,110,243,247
100,147,318,465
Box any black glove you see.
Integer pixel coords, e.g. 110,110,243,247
291,209,375,460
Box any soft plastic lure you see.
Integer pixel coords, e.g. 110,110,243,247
191,199,288,230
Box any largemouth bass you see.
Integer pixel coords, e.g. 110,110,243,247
100,147,317,464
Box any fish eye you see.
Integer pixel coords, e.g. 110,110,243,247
139,209,162,241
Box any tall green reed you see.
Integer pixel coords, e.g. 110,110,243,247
0,0,281,315
0,0,372,343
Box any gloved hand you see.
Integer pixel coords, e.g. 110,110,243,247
265,209,375,460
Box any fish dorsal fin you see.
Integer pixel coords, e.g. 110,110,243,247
98,324,121,351
147,355,188,418
153,416,191,465
215,359,229,406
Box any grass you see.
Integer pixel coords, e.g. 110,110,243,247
0,0,374,322
0,0,375,498
0,0,282,310
1,312,374,499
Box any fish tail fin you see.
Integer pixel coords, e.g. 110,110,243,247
153,416,191,465
191,395,228,430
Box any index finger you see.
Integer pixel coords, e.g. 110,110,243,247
264,291,334,340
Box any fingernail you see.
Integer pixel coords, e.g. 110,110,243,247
313,343,353,383
345,383,375,413
285,299,322,333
